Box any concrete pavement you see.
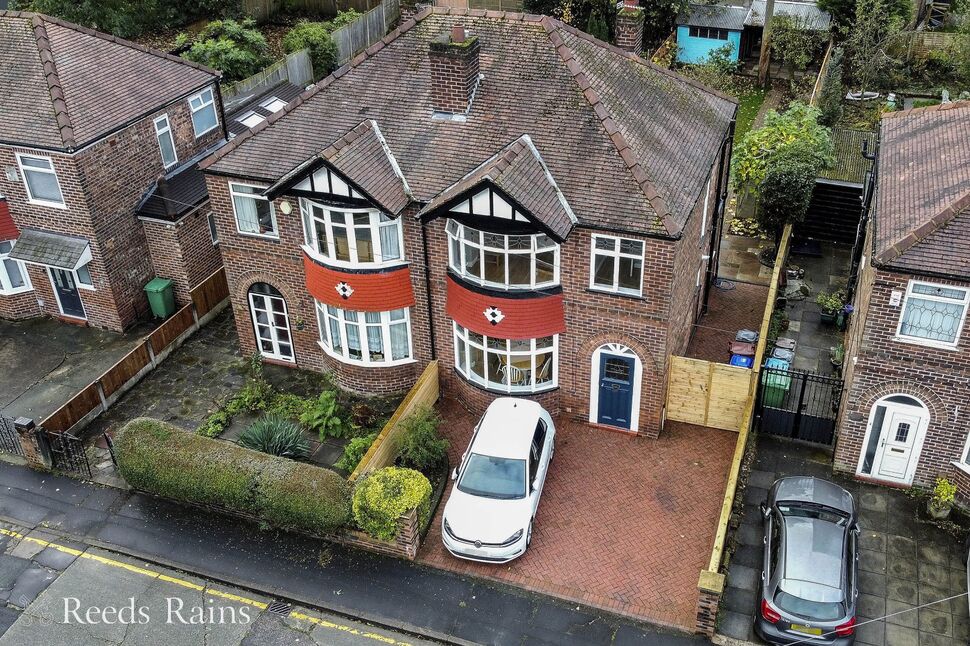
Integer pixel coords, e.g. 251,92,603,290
0,462,708,645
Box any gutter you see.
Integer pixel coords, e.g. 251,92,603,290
420,221,437,360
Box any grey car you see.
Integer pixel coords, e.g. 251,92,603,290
755,477,859,645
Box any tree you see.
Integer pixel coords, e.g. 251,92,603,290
283,21,339,81
640,0,690,50
757,145,821,247
770,16,827,79
587,7,610,42
817,0,858,32
845,0,905,95
180,19,271,83
757,0,776,86
731,101,835,197
817,47,845,126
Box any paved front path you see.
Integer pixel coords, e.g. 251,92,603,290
0,462,705,645
0,523,433,645
719,435,970,645
420,400,738,632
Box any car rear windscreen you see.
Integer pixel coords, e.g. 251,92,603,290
774,590,844,621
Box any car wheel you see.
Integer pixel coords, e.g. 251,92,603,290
526,521,533,548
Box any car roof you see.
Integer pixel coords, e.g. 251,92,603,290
781,516,845,600
470,398,543,460
773,476,855,515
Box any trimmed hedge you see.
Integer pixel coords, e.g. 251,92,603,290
352,467,431,541
116,418,349,533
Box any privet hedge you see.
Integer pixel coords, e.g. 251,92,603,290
115,419,350,533
352,467,431,541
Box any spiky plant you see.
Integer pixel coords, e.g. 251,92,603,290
239,415,309,459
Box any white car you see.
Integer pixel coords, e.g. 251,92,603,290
441,398,555,563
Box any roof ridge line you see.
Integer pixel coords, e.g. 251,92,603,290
366,119,413,198
881,98,970,120
875,189,970,265
29,15,76,150
519,134,577,225
542,17,678,235
201,7,435,172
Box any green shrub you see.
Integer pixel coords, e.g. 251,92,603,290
395,407,448,474
301,391,346,440
266,393,313,420
181,19,270,82
283,21,339,81
352,467,431,541
198,409,231,438
115,418,272,513
116,418,350,534
335,433,377,472
239,415,309,459
259,460,351,531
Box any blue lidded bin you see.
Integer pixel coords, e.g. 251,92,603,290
730,354,754,368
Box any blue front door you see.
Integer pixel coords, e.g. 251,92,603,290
597,354,635,429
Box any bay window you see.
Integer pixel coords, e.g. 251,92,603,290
316,302,412,365
300,199,402,266
590,235,644,296
897,281,968,347
230,183,277,237
0,240,30,294
453,323,557,393
446,219,558,289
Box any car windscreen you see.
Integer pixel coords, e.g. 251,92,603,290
778,502,849,526
457,454,526,500
774,590,845,621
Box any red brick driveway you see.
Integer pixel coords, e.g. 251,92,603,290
420,399,737,631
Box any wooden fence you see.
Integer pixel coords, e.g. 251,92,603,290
809,37,835,107
40,269,231,434
666,357,752,432
243,0,379,22
899,30,968,58
222,50,314,111
350,361,440,481
332,0,401,65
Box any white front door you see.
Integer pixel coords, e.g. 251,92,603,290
248,290,294,362
871,408,923,483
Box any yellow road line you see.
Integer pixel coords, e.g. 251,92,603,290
0,526,416,644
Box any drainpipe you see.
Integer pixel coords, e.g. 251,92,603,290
702,115,736,315
847,133,880,302
420,221,437,360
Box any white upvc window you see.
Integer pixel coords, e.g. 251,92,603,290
207,213,219,245
0,240,31,294
960,432,970,468
153,114,178,169
896,280,969,349
589,234,644,296
16,153,65,208
75,261,94,290
230,183,277,238
300,199,403,267
315,302,413,365
453,322,557,394
445,219,559,289
188,88,219,137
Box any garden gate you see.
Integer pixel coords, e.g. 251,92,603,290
0,415,25,458
756,366,843,446
38,430,92,478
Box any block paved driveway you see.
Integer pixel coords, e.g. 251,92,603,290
719,434,970,645
419,398,738,631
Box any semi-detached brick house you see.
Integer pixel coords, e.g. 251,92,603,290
0,11,225,331
201,8,737,437
835,101,970,501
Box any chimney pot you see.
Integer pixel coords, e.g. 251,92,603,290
451,25,466,43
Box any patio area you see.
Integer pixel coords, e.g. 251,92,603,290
687,280,770,363
419,398,738,631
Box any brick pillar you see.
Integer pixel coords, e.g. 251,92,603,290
428,26,481,115
696,569,725,637
15,418,50,469
395,508,421,560
615,1,645,53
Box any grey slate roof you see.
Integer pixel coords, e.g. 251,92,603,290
203,9,736,238
0,11,218,152
325,120,412,216
419,135,576,240
746,0,831,31
872,101,970,279
226,82,304,138
818,128,874,185
678,4,748,31
136,164,209,222
9,228,89,269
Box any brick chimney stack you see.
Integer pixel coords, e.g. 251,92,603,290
615,0,645,53
429,26,481,115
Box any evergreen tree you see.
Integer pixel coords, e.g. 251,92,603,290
817,47,845,127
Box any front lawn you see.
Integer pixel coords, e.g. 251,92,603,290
734,89,768,146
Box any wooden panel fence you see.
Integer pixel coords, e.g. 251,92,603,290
666,357,752,432
243,0,379,23
350,361,440,481
332,0,401,65
40,269,230,434
222,50,314,111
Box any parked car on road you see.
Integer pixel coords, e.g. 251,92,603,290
756,477,859,645
441,398,555,563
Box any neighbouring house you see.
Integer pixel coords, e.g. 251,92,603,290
676,0,830,64
201,9,737,437
0,11,225,331
835,101,970,500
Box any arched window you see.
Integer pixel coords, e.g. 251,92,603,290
248,283,294,362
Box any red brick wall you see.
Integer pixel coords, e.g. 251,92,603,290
0,288,40,320
0,83,224,331
834,255,970,493
142,207,222,306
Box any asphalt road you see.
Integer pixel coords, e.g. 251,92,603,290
0,462,709,645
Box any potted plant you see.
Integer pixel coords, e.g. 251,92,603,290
928,477,957,520
837,303,854,330
816,290,844,324
829,343,844,368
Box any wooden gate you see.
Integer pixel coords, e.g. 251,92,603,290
666,356,753,432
